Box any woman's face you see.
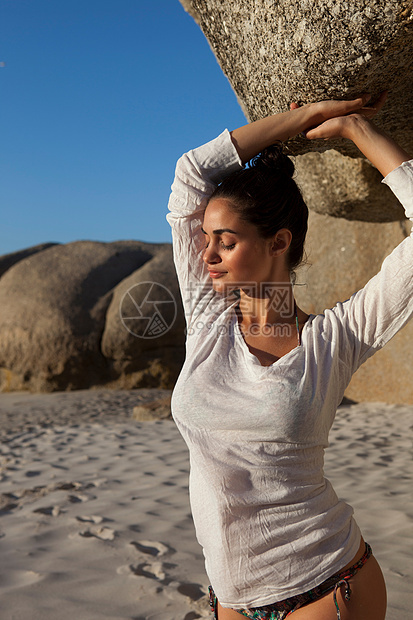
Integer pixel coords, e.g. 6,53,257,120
202,198,290,294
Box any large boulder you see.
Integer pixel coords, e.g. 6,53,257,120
181,0,413,221
101,246,185,389
183,0,412,157
0,240,183,392
293,152,406,222
0,243,58,279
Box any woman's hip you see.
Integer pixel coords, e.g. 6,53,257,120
209,541,386,620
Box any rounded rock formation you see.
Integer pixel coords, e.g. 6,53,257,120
0,241,184,392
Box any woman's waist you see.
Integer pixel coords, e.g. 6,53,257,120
189,459,335,510
190,478,354,557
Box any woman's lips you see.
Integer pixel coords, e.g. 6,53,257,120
208,270,227,278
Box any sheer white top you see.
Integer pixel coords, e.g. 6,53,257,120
167,129,413,608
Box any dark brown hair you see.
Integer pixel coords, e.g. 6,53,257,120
208,144,308,280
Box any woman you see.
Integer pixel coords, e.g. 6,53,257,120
166,94,412,619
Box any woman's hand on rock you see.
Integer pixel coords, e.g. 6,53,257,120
290,92,388,140
290,92,410,176
230,92,390,165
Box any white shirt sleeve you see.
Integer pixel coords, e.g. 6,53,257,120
166,130,243,324
331,159,413,372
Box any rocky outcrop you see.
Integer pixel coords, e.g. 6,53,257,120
101,246,185,390
0,243,58,279
293,152,406,222
0,241,185,393
183,0,413,157
181,0,413,221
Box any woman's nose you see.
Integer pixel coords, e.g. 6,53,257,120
203,244,221,264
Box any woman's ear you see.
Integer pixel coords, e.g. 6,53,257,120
269,229,292,256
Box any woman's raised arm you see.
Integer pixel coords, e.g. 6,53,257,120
230,94,374,164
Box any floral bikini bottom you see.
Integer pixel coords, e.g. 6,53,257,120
208,542,372,620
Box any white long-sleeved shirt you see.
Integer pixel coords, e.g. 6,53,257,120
166,129,413,609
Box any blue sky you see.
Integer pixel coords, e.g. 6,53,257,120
0,0,246,256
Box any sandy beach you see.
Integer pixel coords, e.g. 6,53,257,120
0,389,411,619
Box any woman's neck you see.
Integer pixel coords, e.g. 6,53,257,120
237,281,296,328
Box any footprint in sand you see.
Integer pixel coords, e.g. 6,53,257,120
33,505,61,517
0,569,44,591
75,515,104,524
129,561,166,581
177,582,206,601
127,540,205,605
0,493,18,513
126,564,208,615
54,482,81,491
68,492,95,503
124,540,175,584
25,470,42,478
78,526,116,541
130,540,172,557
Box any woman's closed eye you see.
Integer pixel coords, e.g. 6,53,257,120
201,228,236,251
204,239,236,251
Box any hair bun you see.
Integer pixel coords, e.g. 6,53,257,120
250,144,294,178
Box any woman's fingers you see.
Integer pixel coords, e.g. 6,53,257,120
321,94,371,118
342,93,372,112
302,92,388,140
337,91,387,119
359,91,388,117
377,90,388,108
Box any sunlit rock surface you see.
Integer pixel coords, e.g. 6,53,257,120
181,0,413,221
